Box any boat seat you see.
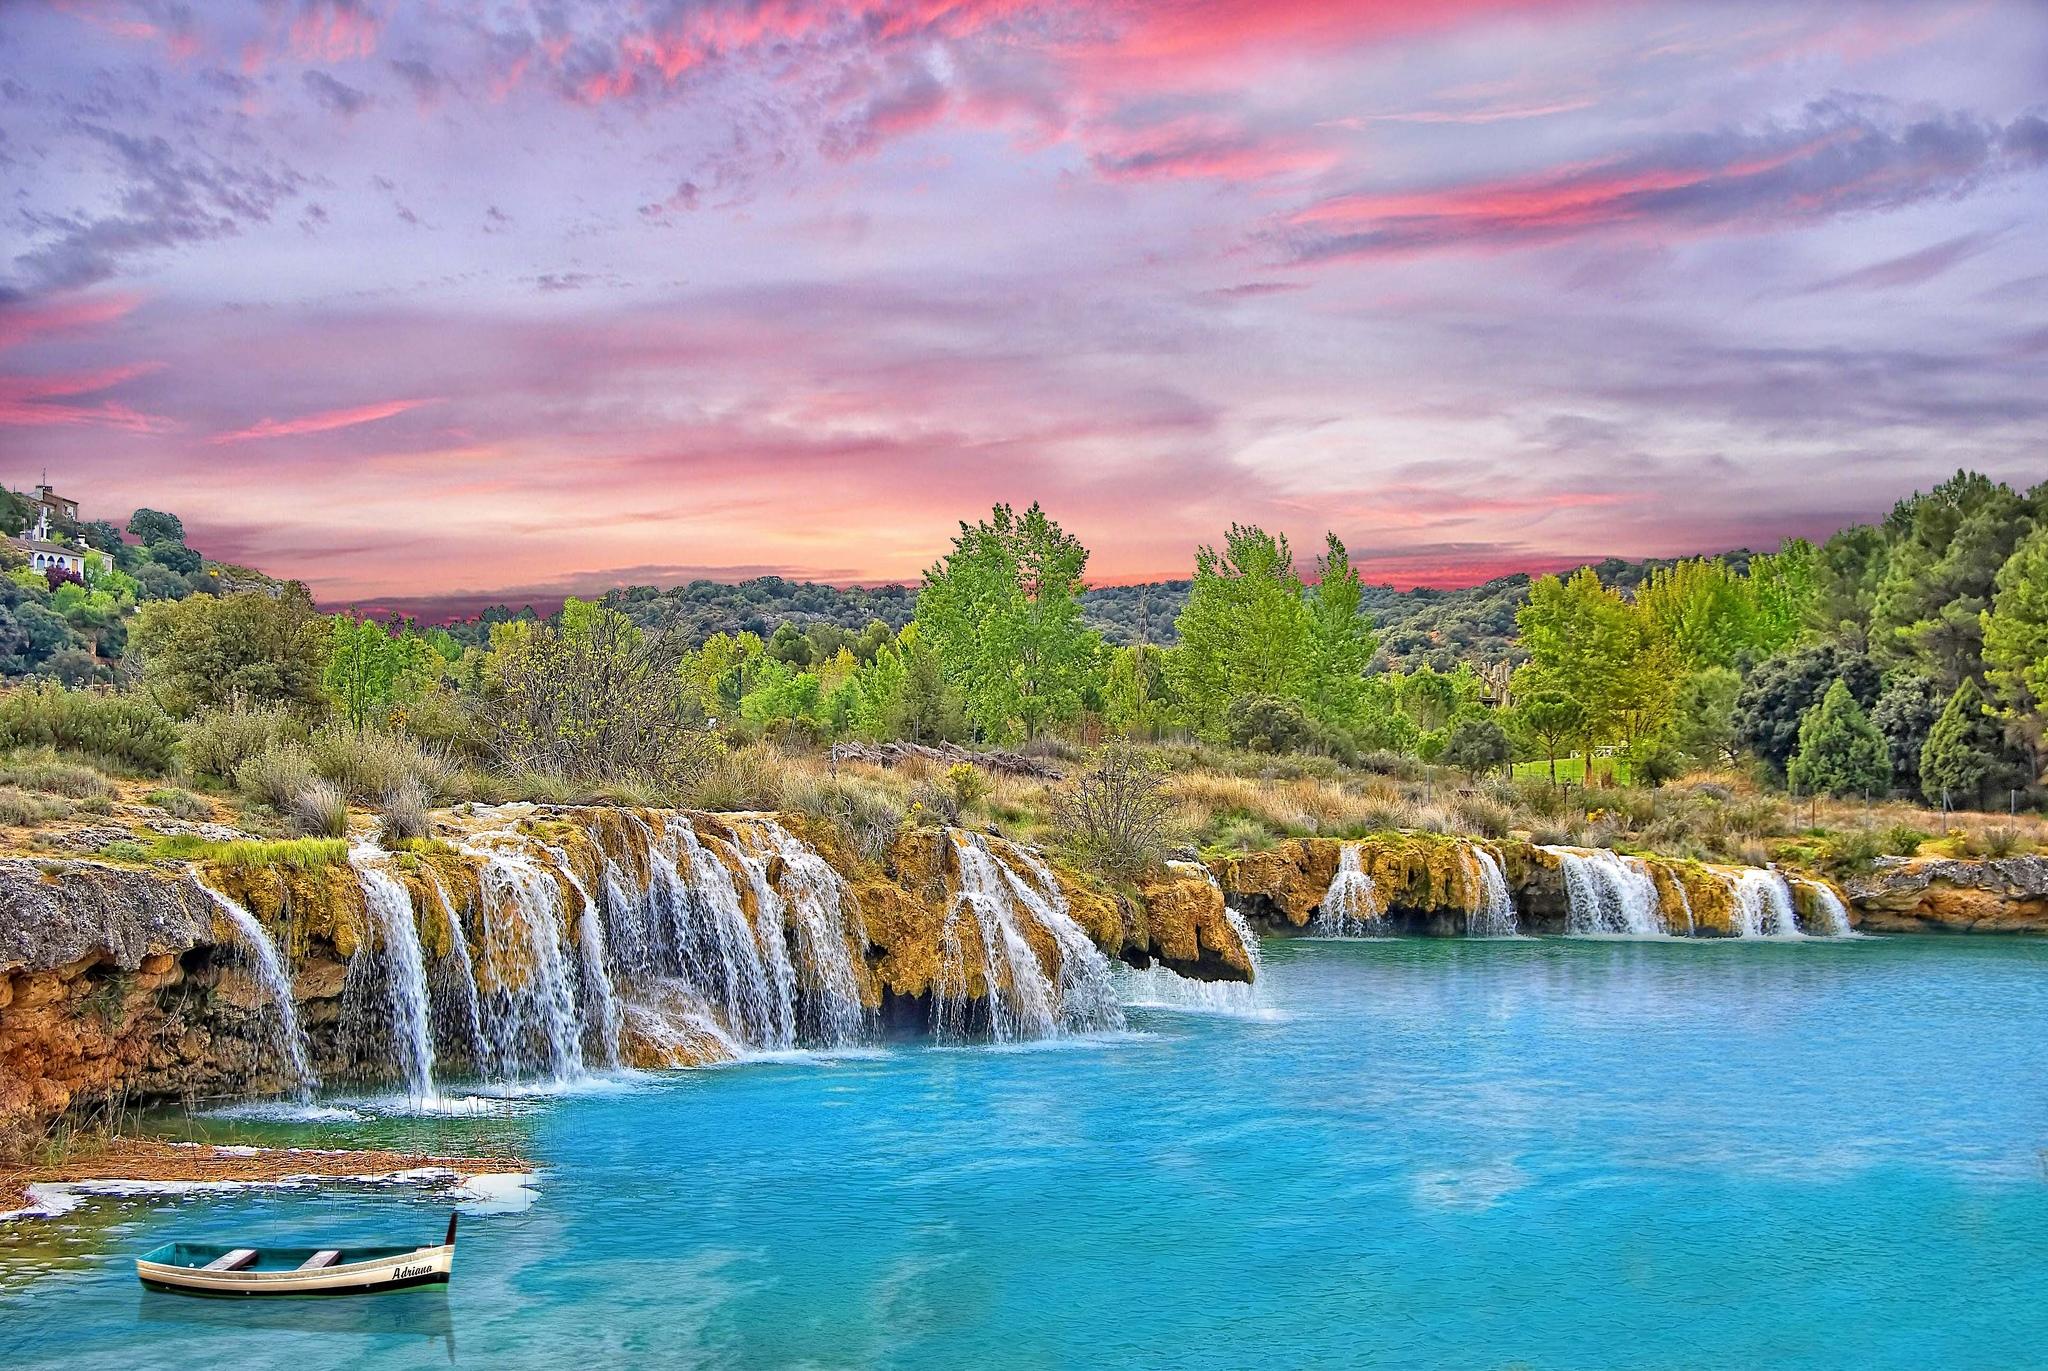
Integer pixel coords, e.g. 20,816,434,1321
298,1251,342,1271
202,1249,258,1272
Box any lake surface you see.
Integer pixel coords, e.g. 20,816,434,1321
6,934,2047,1369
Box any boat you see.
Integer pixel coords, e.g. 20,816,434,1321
136,1213,457,1298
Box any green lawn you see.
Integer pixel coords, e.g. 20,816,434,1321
1510,753,1633,787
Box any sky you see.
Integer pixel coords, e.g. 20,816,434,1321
2,0,2045,619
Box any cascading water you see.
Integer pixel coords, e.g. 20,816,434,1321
347,844,438,1100
1547,847,1666,936
1122,862,1268,1017
667,817,798,1051
935,832,1125,1041
192,876,314,1095
1727,868,1801,939
1802,880,1854,937
1315,844,1385,936
425,872,490,1070
462,841,589,1081
1462,846,1518,938
541,843,624,1070
728,819,869,1047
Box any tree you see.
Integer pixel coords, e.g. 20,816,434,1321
1302,535,1378,728
1870,672,1942,794
1919,677,2027,808
1733,641,1880,776
1983,527,2048,739
1787,679,1891,797
1225,694,1312,753
1171,525,1311,738
324,615,439,732
1671,666,1741,767
127,509,186,546
1746,539,1819,654
914,502,1098,743
1636,558,1759,670
130,586,329,716
1511,689,1586,785
1514,568,1643,757
1871,471,2036,687
1811,524,1888,641
1103,644,1176,738
1443,716,1511,780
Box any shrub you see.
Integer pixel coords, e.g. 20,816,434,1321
182,704,305,782
1211,817,1273,851
786,773,906,864
1443,718,1512,780
289,778,349,838
144,787,213,821
1356,750,1423,780
686,744,786,813
1970,825,2026,859
1879,824,1929,858
944,762,988,812
1225,695,1312,754
1450,793,1514,839
234,742,319,810
907,779,962,826
0,754,113,798
1054,743,1173,878
308,726,452,802
0,786,68,826
97,840,150,863
0,684,180,774
378,776,431,844
1819,828,1886,873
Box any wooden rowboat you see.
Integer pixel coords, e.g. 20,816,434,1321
136,1213,457,1298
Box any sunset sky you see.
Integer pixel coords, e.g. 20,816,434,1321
3,0,2045,618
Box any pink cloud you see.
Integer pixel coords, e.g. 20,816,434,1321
209,397,437,444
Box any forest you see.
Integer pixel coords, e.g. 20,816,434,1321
0,469,2042,888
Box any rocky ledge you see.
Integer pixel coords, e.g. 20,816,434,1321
1843,855,2048,934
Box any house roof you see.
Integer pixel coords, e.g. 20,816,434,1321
7,536,85,557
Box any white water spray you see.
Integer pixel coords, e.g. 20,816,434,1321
193,875,314,1095
348,844,438,1100
1463,846,1518,938
1315,844,1386,936
1547,847,1666,936
1727,868,1801,939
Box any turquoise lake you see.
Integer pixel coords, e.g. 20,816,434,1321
5,934,2046,1368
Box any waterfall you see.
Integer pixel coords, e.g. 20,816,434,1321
425,871,490,1070
1463,846,1518,937
1548,847,1666,936
192,876,314,1095
542,844,624,1069
1802,880,1854,937
462,841,588,1081
727,819,869,1047
1122,862,1267,1017
347,844,438,1100
1727,869,1801,939
1314,844,1385,936
935,832,1125,1041
676,819,799,1050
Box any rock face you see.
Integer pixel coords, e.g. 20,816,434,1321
0,808,1252,1152
1844,855,2048,933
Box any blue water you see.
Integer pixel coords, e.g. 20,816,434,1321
6,935,2047,1369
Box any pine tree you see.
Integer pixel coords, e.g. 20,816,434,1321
1983,527,2048,734
1919,677,2025,808
1787,679,1890,797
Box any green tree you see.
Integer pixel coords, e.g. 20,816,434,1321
1733,641,1881,776
1787,679,1891,797
1746,538,1819,654
1872,471,2036,687
324,615,438,732
914,502,1097,743
1636,558,1759,670
1103,643,1176,738
1510,688,1587,785
1919,677,2026,808
1671,666,1741,767
1810,524,1888,641
1301,535,1378,727
1514,567,1642,757
127,509,186,546
1225,694,1312,753
1171,525,1311,738
130,585,329,717
1983,527,2048,737
1443,715,1511,780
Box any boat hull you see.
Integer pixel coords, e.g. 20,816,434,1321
136,1242,453,1298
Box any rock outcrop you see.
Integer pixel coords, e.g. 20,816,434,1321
1844,855,2048,934
1,807,1252,1151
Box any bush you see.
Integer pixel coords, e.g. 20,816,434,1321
0,786,68,825
0,684,179,773
1054,742,1173,878
1225,695,1312,754
1443,718,1512,779
1970,825,2027,859
786,773,906,864
377,776,431,844
1819,828,1886,873
944,762,988,812
234,742,319,810
308,726,452,802
1450,793,1514,838
686,744,785,813
907,778,962,826
0,754,113,798
1879,824,1929,858
182,704,305,782
144,787,213,820
289,778,349,838
97,840,150,863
